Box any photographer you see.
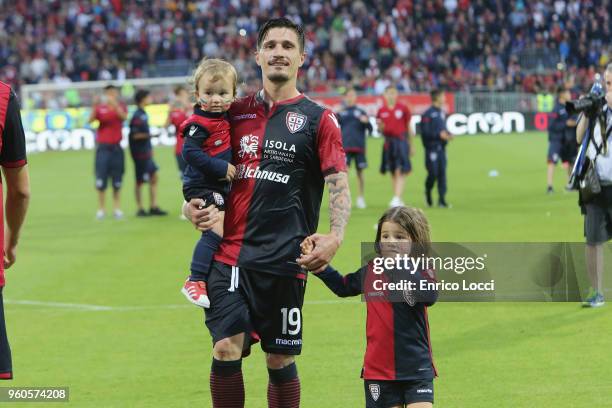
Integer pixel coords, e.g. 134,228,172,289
576,64,612,308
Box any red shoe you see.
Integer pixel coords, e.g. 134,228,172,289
181,280,210,308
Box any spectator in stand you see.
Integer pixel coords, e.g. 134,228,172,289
1,0,611,100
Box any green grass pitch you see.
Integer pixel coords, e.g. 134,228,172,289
4,132,612,407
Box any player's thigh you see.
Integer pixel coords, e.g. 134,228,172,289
204,262,251,345
246,270,306,355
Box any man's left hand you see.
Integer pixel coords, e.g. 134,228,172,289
296,233,341,273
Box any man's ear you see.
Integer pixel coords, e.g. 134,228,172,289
255,50,261,67
298,51,306,67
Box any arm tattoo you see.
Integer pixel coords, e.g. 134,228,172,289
325,171,351,241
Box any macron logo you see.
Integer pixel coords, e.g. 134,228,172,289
233,113,257,120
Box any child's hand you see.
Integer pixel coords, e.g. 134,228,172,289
300,237,314,256
226,163,236,181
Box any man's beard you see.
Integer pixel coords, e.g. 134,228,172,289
267,71,289,83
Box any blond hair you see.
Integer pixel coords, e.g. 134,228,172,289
191,58,238,96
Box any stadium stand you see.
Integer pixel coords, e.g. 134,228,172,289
1,0,610,95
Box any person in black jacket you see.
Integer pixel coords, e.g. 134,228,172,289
338,88,372,208
546,87,576,193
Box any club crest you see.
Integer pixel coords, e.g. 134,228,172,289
369,383,380,401
286,112,307,133
238,134,259,159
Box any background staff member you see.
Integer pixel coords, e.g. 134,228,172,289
128,89,167,217
547,87,577,193
89,84,127,220
338,88,372,209
576,64,612,308
0,81,31,379
377,85,414,208
420,89,453,208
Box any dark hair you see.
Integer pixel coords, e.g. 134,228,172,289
174,85,187,95
103,84,118,91
134,89,150,105
257,17,304,52
430,89,442,100
556,85,568,96
375,206,431,256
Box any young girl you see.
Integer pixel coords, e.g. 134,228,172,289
305,206,438,408
179,58,237,308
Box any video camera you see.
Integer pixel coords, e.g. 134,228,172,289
566,80,606,117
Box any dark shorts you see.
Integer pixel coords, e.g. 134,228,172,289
95,144,124,191
204,261,307,355
176,153,187,178
584,202,612,244
133,157,158,184
182,187,227,211
561,139,578,164
365,379,434,407
381,137,411,174
0,289,12,380
346,151,368,170
547,139,563,164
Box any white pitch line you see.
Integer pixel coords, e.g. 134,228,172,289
4,298,360,312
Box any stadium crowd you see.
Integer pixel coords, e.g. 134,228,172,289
1,0,610,95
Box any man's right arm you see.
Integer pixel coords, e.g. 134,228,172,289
1,92,30,269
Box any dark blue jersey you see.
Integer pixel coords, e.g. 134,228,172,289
548,101,568,141
181,107,232,195
128,107,152,159
316,261,438,381
338,105,372,153
420,106,447,150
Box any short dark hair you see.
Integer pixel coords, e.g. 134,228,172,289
135,89,150,105
430,89,442,100
104,84,118,91
174,85,187,95
257,17,304,52
556,85,568,96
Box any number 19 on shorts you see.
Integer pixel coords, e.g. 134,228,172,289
280,307,301,335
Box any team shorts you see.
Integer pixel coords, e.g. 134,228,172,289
182,187,227,211
364,379,434,407
346,151,368,170
547,140,563,164
95,144,124,191
133,157,158,184
0,289,12,380
561,139,578,164
204,261,307,355
381,137,411,174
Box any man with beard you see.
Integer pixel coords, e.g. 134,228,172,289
184,18,351,407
